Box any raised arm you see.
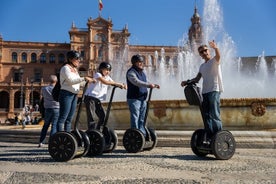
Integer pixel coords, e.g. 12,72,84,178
209,40,220,63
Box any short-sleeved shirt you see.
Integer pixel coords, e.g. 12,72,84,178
84,72,113,101
199,57,224,94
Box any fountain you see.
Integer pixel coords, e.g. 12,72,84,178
78,0,276,131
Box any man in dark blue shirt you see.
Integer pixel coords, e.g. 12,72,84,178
126,54,160,136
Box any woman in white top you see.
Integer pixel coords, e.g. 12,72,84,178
56,50,95,132
84,62,126,130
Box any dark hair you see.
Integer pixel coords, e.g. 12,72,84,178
131,54,144,65
198,44,208,52
67,50,80,62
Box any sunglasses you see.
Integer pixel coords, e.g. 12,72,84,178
72,57,80,61
199,49,208,54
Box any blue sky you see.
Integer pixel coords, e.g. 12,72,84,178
0,0,275,57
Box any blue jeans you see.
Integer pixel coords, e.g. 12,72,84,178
202,91,223,136
57,90,78,132
39,108,59,143
127,99,147,136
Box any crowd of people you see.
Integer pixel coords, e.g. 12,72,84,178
36,41,223,148
13,103,40,129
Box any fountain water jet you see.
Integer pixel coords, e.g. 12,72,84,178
79,0,276,131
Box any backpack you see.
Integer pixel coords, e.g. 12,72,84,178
39,97,45,118
52,74,61,102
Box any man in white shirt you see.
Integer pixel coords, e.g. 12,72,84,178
181,40,223,140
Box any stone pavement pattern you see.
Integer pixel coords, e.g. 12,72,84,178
0,142,275,184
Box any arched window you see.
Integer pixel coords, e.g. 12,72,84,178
40,53,46,63
12,52,18,63
31,53,37,63
21,52,27,63
94,34,106,42
58,53,65,63
98,46,103,59
49,54,56,63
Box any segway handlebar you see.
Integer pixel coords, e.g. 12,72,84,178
186,79,197,86
104,84,125,125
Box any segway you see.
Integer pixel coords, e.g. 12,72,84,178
184,81,236,160
123,88,158,153
48,83,90,162
86,85,119,156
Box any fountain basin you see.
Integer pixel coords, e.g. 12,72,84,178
77,98,276,131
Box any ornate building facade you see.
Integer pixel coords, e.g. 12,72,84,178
0,12,187,120
0,7,274,121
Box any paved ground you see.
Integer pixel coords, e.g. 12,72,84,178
0,125,276,149
0,142,275,184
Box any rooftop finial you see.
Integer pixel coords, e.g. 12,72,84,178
71,21,76,28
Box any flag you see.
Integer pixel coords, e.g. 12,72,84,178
99,0,103,11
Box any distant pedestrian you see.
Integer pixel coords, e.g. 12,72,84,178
35,104,39,111
22,105,31,129
14,113,19,126
38,75,60,147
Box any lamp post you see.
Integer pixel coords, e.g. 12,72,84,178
19,68,24,109
31,79,34,107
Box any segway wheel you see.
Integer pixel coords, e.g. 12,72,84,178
123,129,145,153
48,132,78,162
190,129,209,157
71,130,90,158
103,127,118,153
86,130,105,156
212,130,236,160
143,128,158,151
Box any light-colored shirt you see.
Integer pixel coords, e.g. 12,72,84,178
199,57,224,94
60,64,85,94
84,72,113,101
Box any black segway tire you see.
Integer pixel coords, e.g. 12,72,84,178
143,128,158,151
71,130,90,158
123,128,145,153
48,132,78,162
103,127,118,153
190,129,209,157
86,130,105,156
211,130,236,160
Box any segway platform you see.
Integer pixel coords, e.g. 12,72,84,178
86,85,120,156
48,83,91,162
123,88,158,153
184,81,236,160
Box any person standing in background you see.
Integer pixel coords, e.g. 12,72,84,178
38,75,60,147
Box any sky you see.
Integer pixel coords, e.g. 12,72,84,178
0,0,276,57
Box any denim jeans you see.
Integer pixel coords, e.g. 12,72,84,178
39,108,59,143
127,99,147,136
202,91,223,136
57,90,78,132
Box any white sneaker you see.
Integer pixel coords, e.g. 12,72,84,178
38,143,44,148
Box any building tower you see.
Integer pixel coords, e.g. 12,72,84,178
188,5,203,52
